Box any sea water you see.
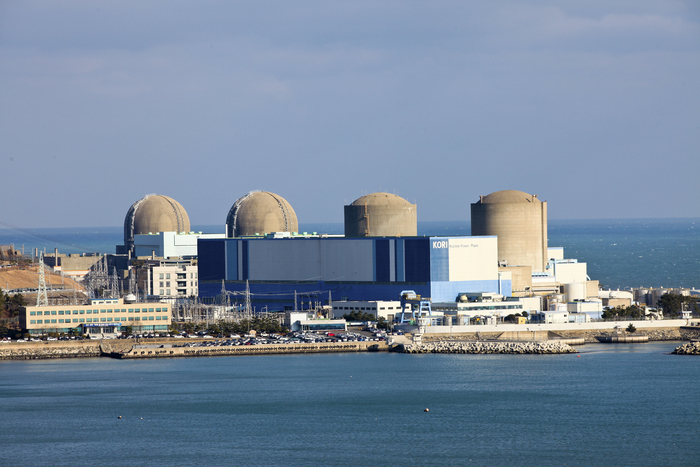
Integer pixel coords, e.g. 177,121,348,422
1,342,698,466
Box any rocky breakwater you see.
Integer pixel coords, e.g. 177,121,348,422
395,340,577,354
672,341,700,355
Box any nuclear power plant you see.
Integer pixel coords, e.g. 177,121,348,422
120,194,191,256
110,188,600,320
344,193,417,237
471,190,548,272
226,191,298,238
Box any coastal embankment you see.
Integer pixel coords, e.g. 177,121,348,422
113,341,387,359
0,339,387,360
0,340,106,360
3,325,699,360
394,340,576,354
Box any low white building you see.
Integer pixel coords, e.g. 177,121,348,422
432,294,540,319
567,299,603,320
285,311,347,332
331,300,402,320
531,311,569,324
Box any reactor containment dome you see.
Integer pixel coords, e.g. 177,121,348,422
470,190,548,272
123,194,191,254
344,192,417,237
226,191,299,237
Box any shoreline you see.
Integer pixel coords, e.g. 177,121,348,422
1,328,698,360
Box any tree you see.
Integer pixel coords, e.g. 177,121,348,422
657,293,683,316
342,311,376,322
602,305,645,320
626,323,636,333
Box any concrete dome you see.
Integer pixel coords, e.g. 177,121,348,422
351,192,414,207
344,192,417,237
471,190,547,272
226,191,298,237
123,194,190,254
477,190,543,204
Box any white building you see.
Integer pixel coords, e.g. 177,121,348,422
285,311,347,332
143,260,198,299
134,231,225,259
567,299,603,320
331,300,402,320
432,294,541,319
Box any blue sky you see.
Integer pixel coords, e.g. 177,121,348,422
1,1,698,228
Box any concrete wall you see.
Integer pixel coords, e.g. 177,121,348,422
553,262,588,283
500,265,532,294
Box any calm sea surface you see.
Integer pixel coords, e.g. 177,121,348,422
1,218,698,289
1,342,698,467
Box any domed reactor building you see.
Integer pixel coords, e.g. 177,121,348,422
470,190,547,272
344,193,417,237
121,194,191,256
226,191,298,237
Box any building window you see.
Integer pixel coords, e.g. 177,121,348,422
30,311,36,316
79,310,84,314
166,273,170,279
51,310,57,315
166,281,170,287
58,319,64,323
86,318,92,323
166,290,171,295
79,319,85,323
30,320,36,324
73,319,79,323
159,281,164,287
159,273,164,279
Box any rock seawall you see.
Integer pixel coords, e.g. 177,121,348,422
0,344,101,360
672,341,700,355
395,341,576,354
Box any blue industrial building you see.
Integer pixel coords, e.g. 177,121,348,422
197,235,511,312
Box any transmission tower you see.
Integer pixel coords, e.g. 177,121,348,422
110,267,119,299
36,252,48,307
244,280,251,319
129,270,136,296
